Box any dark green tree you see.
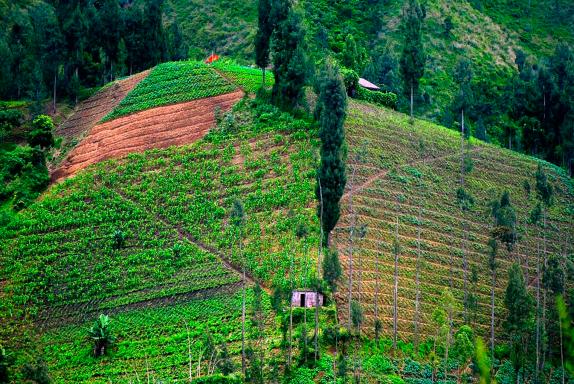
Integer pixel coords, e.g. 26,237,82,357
255,0,273,86
323,248,342,291
490,191,517,251
22,358,51,384
315,60,347,245
271,5,308,111
453,58,474,138
504,263,533,383
28,115,55,149
399,0,426,120
341,34,364,72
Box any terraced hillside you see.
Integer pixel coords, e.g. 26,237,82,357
50,70,150,171
0,99,316,382
52,61,270,182
333,100,574,340
2,93,572,381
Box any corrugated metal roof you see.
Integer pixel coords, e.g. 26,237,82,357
359,78,380,90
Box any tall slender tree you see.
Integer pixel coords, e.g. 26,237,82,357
504,263,534,384
399,0,426,121
271,4,307,111
230,199,246,375
315,59,347,245
255,0,273,86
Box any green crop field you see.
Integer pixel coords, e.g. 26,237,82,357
1,96,573,382
38,289,266,383
101,61,238,122
212,60,275,93
333,100,574,340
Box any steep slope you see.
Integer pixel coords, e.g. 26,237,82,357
1,94,572,381
50,70,150,171
333,100,574,339
52,61,248,182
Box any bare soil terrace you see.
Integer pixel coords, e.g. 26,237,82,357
51,90,244,182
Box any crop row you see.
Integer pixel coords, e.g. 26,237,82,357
212,60,275,93
101,61,237,122
39,289,271,383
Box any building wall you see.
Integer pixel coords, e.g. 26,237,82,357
291,291,323,308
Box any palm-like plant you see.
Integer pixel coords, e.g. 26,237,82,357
88,314,115,357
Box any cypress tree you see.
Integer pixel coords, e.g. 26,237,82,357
504,263,533,384
399,0,426,121
255,0,273,86
315,59,347,245
271,4,308,111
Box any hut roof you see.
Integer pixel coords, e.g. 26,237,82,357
358,78,380,90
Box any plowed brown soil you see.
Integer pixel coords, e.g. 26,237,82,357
52,90,243,182
50,71,150,171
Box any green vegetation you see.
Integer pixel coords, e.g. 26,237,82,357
212,60,274,93
102,61,236,122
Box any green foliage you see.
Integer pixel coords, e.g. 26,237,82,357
0,346,11,384
356,87,398,110
504,263,533,333
322,248,342,291
0,109,23,140
271,5,308,111
0,145,49,210
535,164,554,207
112,229,125,250
191,375,242,384
87,314,115,357
456,187,475,211
399,0,426,104
102,61,237,122
315,60,347,243
212,60,275,93
490,191,517,251
340,67,359,97
350,300,363,329
255,0,273,72
21,358,51,384
28,115,55,149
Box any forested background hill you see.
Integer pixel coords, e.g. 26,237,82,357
2,0,573,171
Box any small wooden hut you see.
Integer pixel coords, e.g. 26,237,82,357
291,290,324,308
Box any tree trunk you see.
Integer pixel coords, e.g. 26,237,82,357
490,269,496,363
460,108,465,185
289,295,293,368
393,216,399,350
315,181,324,362
348,164,357,331
462,228,468,323
241,267,246,376
536,240,541,380
53,70,57,114
414,206,421,349
240,229,246,376
410,83,414,121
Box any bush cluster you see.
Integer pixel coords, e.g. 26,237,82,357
356,87,398,110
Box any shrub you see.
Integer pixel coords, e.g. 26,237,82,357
356,87,398,109
88,314,115,357
28,115,55,149
340,67,359,96
190,375,242,384
21,358,51,384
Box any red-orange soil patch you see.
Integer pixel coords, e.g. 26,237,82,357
52,90,244,182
